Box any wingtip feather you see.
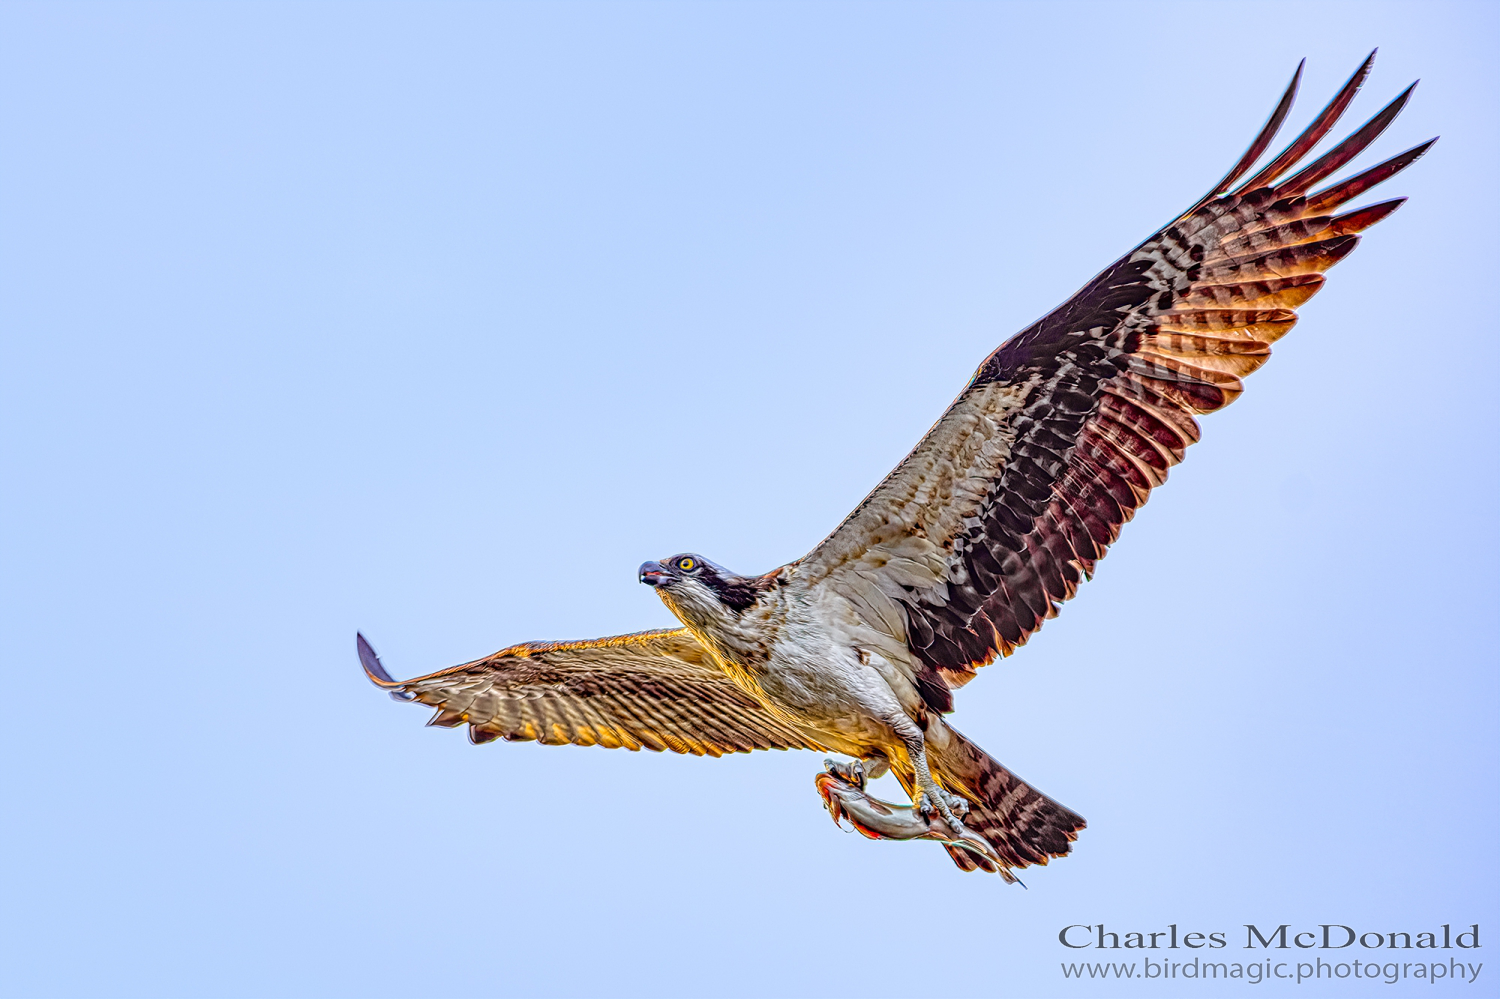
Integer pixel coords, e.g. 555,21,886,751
1232,51,1377,196
1328,198,1405,235
1275,81,1417,198
357,632,416,701
1302,137,1436,215
1190,58,1304,211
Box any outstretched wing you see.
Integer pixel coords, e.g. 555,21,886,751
358,629,824,755
800,54,1433,709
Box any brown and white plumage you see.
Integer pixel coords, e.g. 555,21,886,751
361,54,1431,879
801,52,1432,706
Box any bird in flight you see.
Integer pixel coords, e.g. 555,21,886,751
359,53,1430,880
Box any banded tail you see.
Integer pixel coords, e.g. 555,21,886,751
899,721,1086,878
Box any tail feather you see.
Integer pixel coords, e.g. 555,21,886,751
905,721,1086,875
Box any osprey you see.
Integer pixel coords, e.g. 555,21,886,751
359,54,1431,879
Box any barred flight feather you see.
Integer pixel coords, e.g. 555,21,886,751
801,52,1433,709
358,630,826,756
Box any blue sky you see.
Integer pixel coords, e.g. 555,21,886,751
2,2,1495,996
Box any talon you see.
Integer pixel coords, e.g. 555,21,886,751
815,767,1007,873
822,758,868,791
916,786,969,835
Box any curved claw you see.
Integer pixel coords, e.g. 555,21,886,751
918,787,970,823
814,769,1005,873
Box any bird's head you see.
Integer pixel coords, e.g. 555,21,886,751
639,553,763,626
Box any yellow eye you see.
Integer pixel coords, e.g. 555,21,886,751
678,558,696,571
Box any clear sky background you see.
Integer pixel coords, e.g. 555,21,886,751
2,2,1495,997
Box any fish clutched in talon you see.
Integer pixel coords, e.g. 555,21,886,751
815,763,1012,880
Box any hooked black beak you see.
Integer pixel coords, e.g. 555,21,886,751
638,560,671,587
